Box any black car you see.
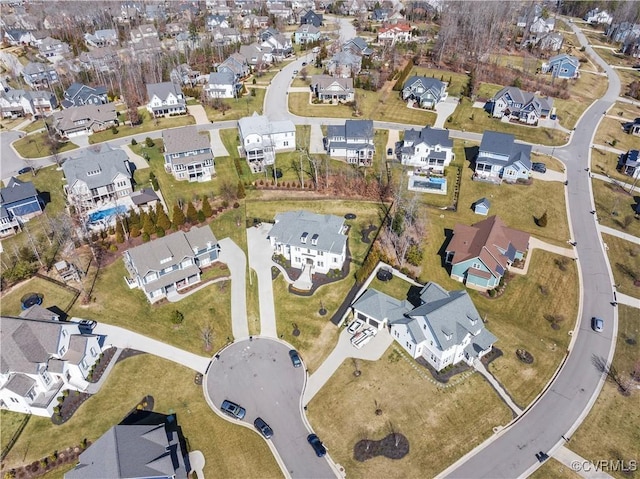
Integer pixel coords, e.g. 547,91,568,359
532,162,547,173
301,62,307,66
254,417,273,439
18,167,33,175
387,147,394,157
79,319,97,332
289,349,302,368
307,434,326,457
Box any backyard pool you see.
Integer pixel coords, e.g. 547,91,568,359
408,175,448,194
88,205,128,224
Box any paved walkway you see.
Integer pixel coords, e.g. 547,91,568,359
123,144,150,170
615,292,640,308
386,128,399,159
599,224,639,244
91,323,211,374
303,328,393,405
553,446,614,479
532,169,566,182
12,118,32,131
591,173,640,193
289,86,311,93
473,360,523,415
511,237,576,276
292,264,313,290
592,143,626,155
218,237,250,340
246,224,278,338
188,451,206,479
188,104,210,125
209,128,230,157
166,276,231,303
86,348,124,394
434,96,459,128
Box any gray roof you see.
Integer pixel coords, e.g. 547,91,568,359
312,75,353,92
352,289,410,322
1,88,56,105
403,76,445,93
52,103,117,132
403,126,452,149
19,305,59,321
146,82,184,103
130,188,159,206
126,226,218,277
23,61,55,75
268,210,347,255
0,177,38,205
327,119,373,141
238,112,295,139
478,131,532,169
4,374,36,396
328,50,361,67
62,146,131,190
492,86,553,114
64,83,107,102
162,126,211,155
548,53,579,67
66,424,189,479
207,71,235,86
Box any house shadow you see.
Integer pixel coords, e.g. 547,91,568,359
464,146,479,171
48,305,68,321
38,191,51,207
437,229,454,270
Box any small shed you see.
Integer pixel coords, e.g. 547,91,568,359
54,260,81,282
474,198,491,216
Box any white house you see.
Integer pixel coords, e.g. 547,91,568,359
204,71,238,99
377,23,412,44
123,226,221,303
584,8,612,25
237,113,296,172
0,307,102,417
352,281,497,371
268,210,348,275
146,82,187,117
400,126,454,172
162,126,215,182
474,131,532,184
325,120,375,166
311,75,355,103
0,89,57,118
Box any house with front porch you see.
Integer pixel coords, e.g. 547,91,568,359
617,149,640,178
268,210,347,275
445,215,530,291
0,177,43,237
474,131,532,183
145,82,187,118
325,119,375,166
84,29,118,48
377,23,412,45
237,113,296,172
489,86,553,125
162,126,215,182
0,89,57,118
218,53,250,80
21,62,59,89
0,307,102,417
352,281,497,371
541,53,580,79
123,226,221,303
204,71,240,99
62,83,108,108
400,126,453,172
294,24,321,44
51,103,117,139
402,76,447,109
311,75,354,103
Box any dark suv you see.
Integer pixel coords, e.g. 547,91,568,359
307,434,326,457
254,417,273,439
532,162,547,173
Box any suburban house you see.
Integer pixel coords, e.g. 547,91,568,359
209,26,241,46
268,210,348,275
37,36,70,61
377,23,412,44
130,23,159,43
123,226,221,303
84,29,118,48
400,126,454,172
343,37,373,56
204,71,240,99
352,281,497,371
300,9,323,27
0,177,43,236
206,14,230,30
445,215,530,290
0,309,102,417
62,146,133,209
607,22,640,43
66,422,190,479
617,149,640,178
541,53,580,79
260,33,292,60
237,113,296,172
239,44,273,70
474,131,532,183
218,53,250,80
0,89,57,118
146,82,187,117
294,24,321,44
489,86,553,125
170,64,203,87
584,7,612,25
51,103,118,138
4,29,38,46
402,76,447,109
538,32,564,52
325,119,375,166
162,126,215,182
326,51,362,78
311,75,354,103
21,62,59,89
78,47,119,73
623,118,640,136
61,83,108,108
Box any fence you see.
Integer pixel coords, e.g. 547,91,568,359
0,414,31,461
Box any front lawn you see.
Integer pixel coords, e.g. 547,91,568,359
0,355,281,479
307,348,513,479
594,117,639,153
602,233,640,299
591,178,640,238
20,119,45,133
13,132,78,158
529,458,582,479
591,149,631,184
203,89,265,121
89,113,196,144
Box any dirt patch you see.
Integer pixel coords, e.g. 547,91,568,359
353,433,410,462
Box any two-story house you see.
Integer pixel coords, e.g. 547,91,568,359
130,23,159,43
300,9,323,27
617,149,640,178
146,82,187,117
541,53,580,80
489,86,553,125
0,89,57,118
326,51,362,78
377,23,412,45
311,75,354,103
204,71,240,99
237,113,296,172
445,215,530,291
352,281,497,371
78,47,119,73
325,119,375,166
584,8,612,25
61,83,108,108
0,308,103,417
342,37,373,56
402,76,447,109
268,210,348,275
62,146,133,209
37,36,70,62
217,53,250,80
206,14,230,30
294,24,321,44
84,29,118,48
123,226,221,303
474,131,532,183
240,43,273,69
162,126,215,182
400,126,454,172
51,103,117,138
0,177,43,236
21,62,59,89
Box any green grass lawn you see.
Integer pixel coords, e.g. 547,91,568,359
617,69,640,100
567,305,640,479
204,89,265,121
593,47,639,69
610,100,640,121
0,355,281,479
367,276,415,301
13,132,78,158
529,458,583,479
409,67,470,98
0,410,28,451
89,113,195,144
602,233,640,299
21,119,46,133
590,149,631,183
580,28,614,48
594,117,638,153
307,348,512,479
0,117,24,130
592,178,640,238
0,276,79,316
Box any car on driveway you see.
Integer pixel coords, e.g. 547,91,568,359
307,434,326,457
591,317,604,332
79,319,97,332
254,417,273,439
18,167,33,175
532,162,547,173
289,349,302,368
347,319,364,334
387,147,394,157
221,400,246,419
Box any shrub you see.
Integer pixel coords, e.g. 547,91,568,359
145,137,155,147
111,125,118,134
197,210,206,223
405,244,423,266
222,200,229,208
142,232,150,242
537,211,548,227
131,138,137,145
171,310,184,324
129,224,141,238
233,202,240,208
109,244,117,252
155,226,165,237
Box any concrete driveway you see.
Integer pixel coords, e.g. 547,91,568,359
246,224,278,338
205,337,339,479
209,128,230,157
309,124,325,154
218,237,249,340
434,96,460,128
188,104,210,125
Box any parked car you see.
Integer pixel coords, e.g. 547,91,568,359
307,434,326,457
289,349,302,368
18,167,33,175
532,162,547,173
221,400,246,419
301,62,307,66
79,319,97,331
592,317,604,332
293,69,299,74
347,319,364,334
387,147,394,157
254,417,273,439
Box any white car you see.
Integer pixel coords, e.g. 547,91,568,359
347,319,364,334
351,328,376,349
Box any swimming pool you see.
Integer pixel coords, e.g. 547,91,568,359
408,175,448,195
88,205,128,223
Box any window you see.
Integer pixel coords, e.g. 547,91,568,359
59,346,66,356
61,329,68,338
333,257,337,263
90,347,97,357
283,141,289,146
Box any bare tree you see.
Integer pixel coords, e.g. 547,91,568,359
592,355,630,395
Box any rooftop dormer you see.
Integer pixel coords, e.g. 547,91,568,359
300,232,308,244
311,233,318,246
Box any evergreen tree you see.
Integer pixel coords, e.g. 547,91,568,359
149,171,159,191
172,204,186,227
127,209,140,227
237,181,246,199
143,214,155,236
538,211,548,227
186,201,198,224
130,224,141,238
115,220,125,244
201,195,213,217
156,203,172,231
197,210,206,223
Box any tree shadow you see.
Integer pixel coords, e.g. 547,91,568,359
437,228,454,270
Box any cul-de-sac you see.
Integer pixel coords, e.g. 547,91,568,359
0,1,639,478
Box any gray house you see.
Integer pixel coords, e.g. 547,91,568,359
326,120,375,166
489,86,553,125
402,76,447,109
343,37,373,56
21,62,59,89
51,103,118,138
326,51,362,78
311,75,354,103
62,83,108,108
474,131,532,184
65,423,190,479
162,126,215,182
0,177,43,236
123,226,221,303
218,53,250,81
145,82,186,117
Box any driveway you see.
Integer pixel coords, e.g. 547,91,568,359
122,144,149,170
309,124,325,154
208,128,230,157
246,224,278,338
434,96,459,128
205,337,339,479
218,237,249,340
188,104,210,125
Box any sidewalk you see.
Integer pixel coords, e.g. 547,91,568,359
511,237,576,276
599,224,639,244
591,173,640,193
615,292,640,308
553,446,614,479
473,360,523,415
